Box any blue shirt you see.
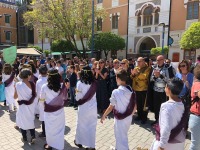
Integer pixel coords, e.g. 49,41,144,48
0,83,5,101
176,72,194,97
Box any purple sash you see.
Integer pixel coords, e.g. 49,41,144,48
44,84,68,112
154,106,189,143
18,81,36,105
113,90,136,120
77,81,97,106
29,75,38,84
4,72,15,87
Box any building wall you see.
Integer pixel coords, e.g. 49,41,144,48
169,0,200,62
0,2,17,49
128,0,171,58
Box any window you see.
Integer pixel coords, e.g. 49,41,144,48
154,9,159,24
97,0,103,3
187,1,199,20
5,15,10,24
5,31,11,41
112,0,119,7
97,18,102,31
112,15,118,29
143,6,153,26
137,16,141,26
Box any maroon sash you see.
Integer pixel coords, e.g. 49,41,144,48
18,81,36,105
44,84,68,112
77,81,97,106
29,75,38,84
154,105,189,143
4,72,15,87
113,88,136,120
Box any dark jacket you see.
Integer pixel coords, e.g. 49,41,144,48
69,72,77,87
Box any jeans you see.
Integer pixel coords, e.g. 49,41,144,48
189,114,200,150
69,86,76,105
21,129,35,140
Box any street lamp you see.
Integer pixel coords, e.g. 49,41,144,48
0,15,2,46
158,22,169,54
91,0,95,58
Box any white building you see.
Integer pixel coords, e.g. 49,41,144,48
127,0,171,59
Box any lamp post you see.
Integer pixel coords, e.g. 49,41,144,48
91,0,95,58
0,15,2,46
158,22,169,54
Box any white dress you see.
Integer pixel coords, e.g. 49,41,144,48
16,82,36,130
41,84,65,150
2,74,15,106
36,76,47,121
150,100,185,150
110,86,133,150
75,81,97,148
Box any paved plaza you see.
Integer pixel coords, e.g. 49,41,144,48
0,105,191,150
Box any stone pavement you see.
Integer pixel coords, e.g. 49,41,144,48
0,105,191,150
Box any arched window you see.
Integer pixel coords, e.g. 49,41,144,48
154,9,160,25
137,16,141,26
143,6,153,26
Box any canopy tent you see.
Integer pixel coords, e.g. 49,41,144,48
51,52,70,55
17,48,42,55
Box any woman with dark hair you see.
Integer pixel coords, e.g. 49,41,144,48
176,60,193,99
2,63,17,112
14,68,36,143
95,59,109,113
28,63,38,84
74,66,97,150
41,69,67,150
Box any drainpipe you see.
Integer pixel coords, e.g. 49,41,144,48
126,0,129,59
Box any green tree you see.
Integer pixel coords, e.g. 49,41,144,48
88,32,125,59
180,22,200,49
51,40,74,54
151,46,169,55
23,0,106,58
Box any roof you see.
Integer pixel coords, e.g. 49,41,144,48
17,48,42,55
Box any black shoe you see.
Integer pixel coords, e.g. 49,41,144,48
134,117,141,121
151,121,158,126
74,140,83,148
73,104,78,108
30,137,36,144
21,137,27,143
86,148,96,150
38,133,46,138
74,107,78,110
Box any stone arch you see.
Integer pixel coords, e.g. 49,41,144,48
136,36,157,54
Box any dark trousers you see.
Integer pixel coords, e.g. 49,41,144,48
136,91,148,121
42,121,46,136
21,128,35,140
69,86,76,105
153,91,166,121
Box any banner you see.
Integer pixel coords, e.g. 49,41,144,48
3,46,17,64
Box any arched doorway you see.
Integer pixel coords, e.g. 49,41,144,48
139,37,156,55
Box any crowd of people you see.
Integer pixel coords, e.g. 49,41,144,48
0,53,200,150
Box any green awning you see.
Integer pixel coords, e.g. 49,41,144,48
51,52,61,55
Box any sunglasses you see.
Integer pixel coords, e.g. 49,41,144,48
121,63,125,65
180,65,186,68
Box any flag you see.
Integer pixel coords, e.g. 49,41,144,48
3,46,17,64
